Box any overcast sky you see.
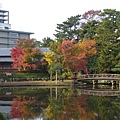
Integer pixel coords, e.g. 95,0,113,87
0,0,120,41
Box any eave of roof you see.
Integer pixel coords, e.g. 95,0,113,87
0,29,34,34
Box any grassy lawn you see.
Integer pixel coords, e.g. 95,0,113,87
0,72,74,86
0,72,49,79
12,72,49,78
0,80,73,87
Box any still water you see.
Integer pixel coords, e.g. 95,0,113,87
0,85,120,120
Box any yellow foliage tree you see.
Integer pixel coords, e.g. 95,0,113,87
43,52,54,65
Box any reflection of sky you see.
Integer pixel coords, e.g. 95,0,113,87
0,100,12,113
35,118,43,120
36,116,51,120
0,106,11,113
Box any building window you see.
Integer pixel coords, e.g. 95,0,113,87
9,44,16,48
9,38,17,48
9,32,19,38
9,38,17,44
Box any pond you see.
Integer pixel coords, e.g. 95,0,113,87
0,85,120,120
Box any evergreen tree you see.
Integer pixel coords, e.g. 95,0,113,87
112,53,120,73
95,9,120,72
41,37,54,47
54,14,81,42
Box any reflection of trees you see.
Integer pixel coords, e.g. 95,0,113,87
44,88,120,120
63,95,97,120
10,88,50,119
112,96,120,110
44,88,97,120
6,87,120,120
11,96,47,119
0,112,6,120
11,88,49,119
88,96,120,120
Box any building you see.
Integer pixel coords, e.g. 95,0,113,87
0,9,34,48
0,29,34,48
0,9,34,71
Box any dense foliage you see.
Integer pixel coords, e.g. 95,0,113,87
52,9,120,73
11,9,120,74
11,39,47,71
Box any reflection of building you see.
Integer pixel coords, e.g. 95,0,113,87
0,9,34,71
0,100,12,119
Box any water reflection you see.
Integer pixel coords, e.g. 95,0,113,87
0,86,120,120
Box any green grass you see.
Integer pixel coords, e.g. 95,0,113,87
0,80,73,87
0,72,49,79
12,72,49,78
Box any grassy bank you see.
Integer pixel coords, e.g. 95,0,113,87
0,72,74,87
0,80,73,87
0,72,49,79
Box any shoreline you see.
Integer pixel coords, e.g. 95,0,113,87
0,80,74,87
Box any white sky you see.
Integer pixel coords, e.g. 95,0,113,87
0,0,120,41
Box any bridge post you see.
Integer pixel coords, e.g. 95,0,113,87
92,84,95,89
92,80,95,85
92,80,95,89
119,81,120,90
73,72,78,85
111,80,114,89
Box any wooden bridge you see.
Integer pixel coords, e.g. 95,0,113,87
78,74,120,80
78,89,120,96
73,73,120,87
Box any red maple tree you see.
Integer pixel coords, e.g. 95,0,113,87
11,39,43,71
60,39,96,72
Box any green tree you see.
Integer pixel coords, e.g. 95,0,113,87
112,53,120,73
54,14,81,42
95,9,120,73
80,10,101,40
41,37,54,47
54,10,101,43
80,10,101,73
80,20,99,40
88,55,98,73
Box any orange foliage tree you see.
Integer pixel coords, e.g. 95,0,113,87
60,39,96,72
11,39,43,71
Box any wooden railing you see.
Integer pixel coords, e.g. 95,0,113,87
78,74,120,80
78,89,120,96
